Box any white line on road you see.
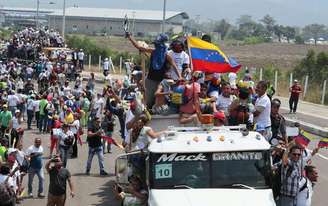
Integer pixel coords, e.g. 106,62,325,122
318,153,328,160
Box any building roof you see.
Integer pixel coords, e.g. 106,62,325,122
48,7,189,21
148,127,271,153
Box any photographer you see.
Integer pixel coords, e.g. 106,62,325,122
45,156,74,206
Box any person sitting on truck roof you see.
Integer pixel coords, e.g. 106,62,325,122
130,115,162,151
114,175,148,206
152,73,175,115
179,71,202,125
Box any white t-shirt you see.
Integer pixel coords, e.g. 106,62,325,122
124,109,135,143
63,86,71,96
103,60,110,71
33,100,40,112
94,98,104,118
27,98,34,111
134,126,152,151
0,174,14,188
26,145,44,156
255,94,271,128
12,116,20,129
215,95,234,116
26,67,34,75
58,130,74,146
7,94,20,107
167,50,190,80
78,52,84,60
297,177,313,206
70,120,80,135
228,72,237,87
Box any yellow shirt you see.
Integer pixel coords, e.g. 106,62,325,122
64,113,74,124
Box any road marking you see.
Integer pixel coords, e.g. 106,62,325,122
318,153,328,160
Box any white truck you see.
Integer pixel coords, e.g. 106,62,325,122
115,126,276,206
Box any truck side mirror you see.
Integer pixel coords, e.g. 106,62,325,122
115,155,129,185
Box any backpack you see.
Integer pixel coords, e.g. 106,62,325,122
63,134,74,146
171,85,188,105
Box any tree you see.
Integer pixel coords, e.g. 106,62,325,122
236,15,254,27
284,26,296,43
260,14,276,37
303,24,326,45
273,25,285,42
213,19,231,40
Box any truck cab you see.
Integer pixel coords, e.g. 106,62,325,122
115,126,276,206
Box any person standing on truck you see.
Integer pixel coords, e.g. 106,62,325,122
270,98,287,146
254,81,271,142
126,33,181,109
289,80,302,114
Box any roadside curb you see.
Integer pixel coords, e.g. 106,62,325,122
285,118,328,137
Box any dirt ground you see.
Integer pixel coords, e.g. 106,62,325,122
90,35,328,70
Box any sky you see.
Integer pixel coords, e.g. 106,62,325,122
1,0,327,26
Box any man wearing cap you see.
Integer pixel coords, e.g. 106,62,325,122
0,104,12,135
289,80,302,113
127,33,181,109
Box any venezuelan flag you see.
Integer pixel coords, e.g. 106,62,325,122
187,37,241,73
295,129,313,147
318,138,328,148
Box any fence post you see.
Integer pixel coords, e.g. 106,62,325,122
259,68,263,81
303,75,309,98
321,80,327,105
98,55,101,72
88,54,91,70
110,56,116,73
289,72,293,87
274,70,278,92
119,56,122,74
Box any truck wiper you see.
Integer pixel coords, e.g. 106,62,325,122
231,184,255,190
173,185,194,189
221,183,255,190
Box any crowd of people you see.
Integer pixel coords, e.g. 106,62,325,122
0,26,322,206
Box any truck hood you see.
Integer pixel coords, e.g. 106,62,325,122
149,189,276,206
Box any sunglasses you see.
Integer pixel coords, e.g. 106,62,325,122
292,153,301,156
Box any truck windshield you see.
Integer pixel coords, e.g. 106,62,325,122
149,151,271,189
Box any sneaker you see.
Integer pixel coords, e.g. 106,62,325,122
100,170,108,176
28,193,33,198
38,193,45,198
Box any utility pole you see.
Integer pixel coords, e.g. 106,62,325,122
36,0,40,29
162,0,166,33
62,0,66,41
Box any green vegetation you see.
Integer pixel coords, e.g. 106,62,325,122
66,35,139,65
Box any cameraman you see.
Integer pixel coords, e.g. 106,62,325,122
45,156,74,206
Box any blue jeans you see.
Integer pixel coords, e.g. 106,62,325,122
86,146,105,172
27,110,34,129
39,114,48,132
59,145,70,168
28,167,44,194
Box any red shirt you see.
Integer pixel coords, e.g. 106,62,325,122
290,85,302,98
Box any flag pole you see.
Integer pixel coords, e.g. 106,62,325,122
187,36,194,72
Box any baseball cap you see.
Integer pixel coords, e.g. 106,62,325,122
213,111,225,121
